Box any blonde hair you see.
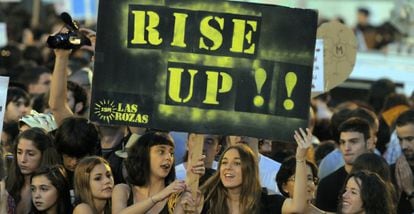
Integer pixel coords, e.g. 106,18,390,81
200,144,261,213
74,156,112,214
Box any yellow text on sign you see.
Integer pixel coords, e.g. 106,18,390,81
128,6,260,57
167,65,233,105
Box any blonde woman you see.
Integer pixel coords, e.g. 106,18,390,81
73,156,114,214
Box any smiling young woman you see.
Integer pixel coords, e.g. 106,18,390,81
338,170,395,214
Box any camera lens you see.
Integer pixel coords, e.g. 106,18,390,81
47,34,70,49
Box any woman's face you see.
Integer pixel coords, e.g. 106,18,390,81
220,149,242,191
89,163,114,200
31,175,58,212
149,144,174,179
17,138,42,175
341,177,364,214
283,165,316,201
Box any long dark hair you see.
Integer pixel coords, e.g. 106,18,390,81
338,170,395,214
124,131,175,186
30,165,73,214
351,153,397,209
6,128,60,204
200,144,261,214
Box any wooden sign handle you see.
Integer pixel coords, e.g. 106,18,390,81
185,134,204,198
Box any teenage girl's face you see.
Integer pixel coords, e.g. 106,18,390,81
5,98,29,122
31,175,58,212
89,163,114,200
283,165,316,201
220,149,242,191
341,177,364,214
149,144,174,179
17,138,42,175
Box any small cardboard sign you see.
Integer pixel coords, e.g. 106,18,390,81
317,21,357,93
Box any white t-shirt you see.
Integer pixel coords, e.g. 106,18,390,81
175,161,218,180
258,154,281,194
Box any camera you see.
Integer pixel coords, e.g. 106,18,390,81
47,12,91,49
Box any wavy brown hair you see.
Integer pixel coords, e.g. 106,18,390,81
74,156,112,214
338,170,396,214
200,144,261,214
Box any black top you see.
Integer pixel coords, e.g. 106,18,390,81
201,189,286,214
390,164,414,214
101,140,125,185
315,166,348,212
200,168,216,186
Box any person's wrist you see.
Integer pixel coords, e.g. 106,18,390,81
55,55,69,60
150,196,157,204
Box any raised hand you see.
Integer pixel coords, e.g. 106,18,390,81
190,155,206,176
153,180,186,203
396,155,414,195
293,128,312,160
79,28,96,52
175,189,202,214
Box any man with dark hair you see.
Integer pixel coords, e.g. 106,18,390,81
175,133,222,185
66,80,88,116
5,87,30,123
355,7,375,50
17,66,51,95
54,116,99,202
318,107,379,179
315,118,372,212
357,8,371,30
391,109,414,213
54,117,99,172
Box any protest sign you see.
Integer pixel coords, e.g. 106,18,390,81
0,76,10,136
90,0,318,141
0,23,7,47
312,39,324,93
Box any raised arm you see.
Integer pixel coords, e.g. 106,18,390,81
281,128,312,213
48,49,73,125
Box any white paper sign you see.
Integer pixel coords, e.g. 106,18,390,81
0,23,7,48
0,0,20,2
0,76,10,138
312,39,324,93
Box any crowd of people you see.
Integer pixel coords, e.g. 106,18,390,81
1,2,414,214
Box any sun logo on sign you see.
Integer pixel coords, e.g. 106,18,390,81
94,99,116,123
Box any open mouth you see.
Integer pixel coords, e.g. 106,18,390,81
34,201,42,206
103,187,113,192
160,163,171,169
224,173,235,178
342,201,350,207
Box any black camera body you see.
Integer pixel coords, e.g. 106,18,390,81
47,12,91,49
